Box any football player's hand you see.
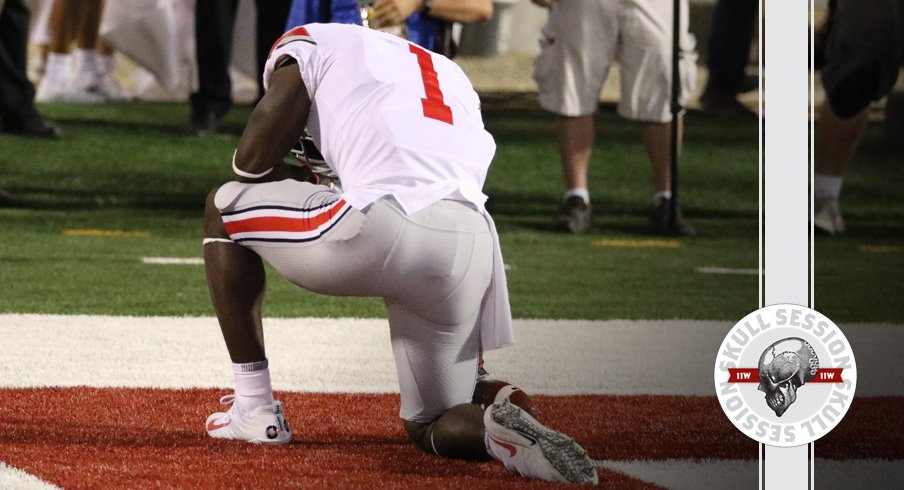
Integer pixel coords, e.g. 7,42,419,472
373,0,421,26
531,0,554,8
272,162,317,184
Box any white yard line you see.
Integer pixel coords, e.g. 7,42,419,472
697,266,760,275
0,462,60,490
141,257,204,265
0,315,900,395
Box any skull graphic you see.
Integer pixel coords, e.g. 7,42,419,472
757,337,819,417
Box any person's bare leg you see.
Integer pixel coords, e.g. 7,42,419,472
74,0,101,50
47,0,77,54
557,115,595,192
815,101,869,177
641,119,682,194
203,188,267,363
97,37,113,56
812,102,869,234
554,115,595,233
40,0,106,101
643,119,695,235
202,188,282,443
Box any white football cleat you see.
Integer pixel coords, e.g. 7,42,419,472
485,400,598,485
205,395,292,444
814,196,845,235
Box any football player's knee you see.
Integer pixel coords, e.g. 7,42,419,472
203,187,228,238
403,405,490,461
827,61,881,119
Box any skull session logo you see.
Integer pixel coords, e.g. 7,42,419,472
756,338,821,417
714,305,857,446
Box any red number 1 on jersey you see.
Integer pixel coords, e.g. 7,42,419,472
408,44,453,125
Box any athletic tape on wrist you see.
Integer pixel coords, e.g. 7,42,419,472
202,238,233,245
232,150,273,179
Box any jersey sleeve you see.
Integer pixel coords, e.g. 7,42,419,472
262,25,319,94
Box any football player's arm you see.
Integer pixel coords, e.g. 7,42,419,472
232,61,311,183
373,0,493,26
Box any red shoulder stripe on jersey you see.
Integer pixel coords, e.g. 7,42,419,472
268,26,315,60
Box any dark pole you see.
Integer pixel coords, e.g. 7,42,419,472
669,0,682,234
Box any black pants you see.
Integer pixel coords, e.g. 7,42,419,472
705,0,758,94
0,0,41,126
191,0,292,118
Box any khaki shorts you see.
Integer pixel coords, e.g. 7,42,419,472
533,0,697,122
215,179,493,422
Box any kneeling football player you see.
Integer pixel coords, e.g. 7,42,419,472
201,23,597,485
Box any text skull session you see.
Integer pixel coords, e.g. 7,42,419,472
714,304,857,447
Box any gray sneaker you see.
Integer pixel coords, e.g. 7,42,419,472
650,196,696,236
555,196,592,234
814,196,845,235
485,400,598,485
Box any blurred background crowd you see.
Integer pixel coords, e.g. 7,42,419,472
1,0,902,235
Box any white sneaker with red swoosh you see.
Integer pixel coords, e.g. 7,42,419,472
485,400,598,485
205,395,292,444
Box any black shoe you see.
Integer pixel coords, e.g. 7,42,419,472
699,90,756,117
555,196,592,234
650,196,696,236
3,117,62,138
182,111,220,136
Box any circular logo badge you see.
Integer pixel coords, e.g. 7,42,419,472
713,304,857,447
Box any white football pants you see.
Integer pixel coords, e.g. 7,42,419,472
215,179,492,422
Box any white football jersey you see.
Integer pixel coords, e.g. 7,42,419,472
263,23,497,214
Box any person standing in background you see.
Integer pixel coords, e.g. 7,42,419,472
0,0,61,138
813,0,904,235
35,0,129,103
283,0,493,58
183,0,292,136
532,0,697,235
698,0,758,115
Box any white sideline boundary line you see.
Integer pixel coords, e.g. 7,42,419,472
0,314,899,489
0,314,901,395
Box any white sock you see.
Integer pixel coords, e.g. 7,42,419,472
97,54,114,80
43,53,73,85
232,359,274,413
815,173,843,200
563,188,590,204
74,49,99,87
654,190,672,201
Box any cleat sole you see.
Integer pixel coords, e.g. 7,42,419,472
491,401,597,484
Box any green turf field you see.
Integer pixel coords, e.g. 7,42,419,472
0,99,900,322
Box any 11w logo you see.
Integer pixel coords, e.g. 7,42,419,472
727,368,844,383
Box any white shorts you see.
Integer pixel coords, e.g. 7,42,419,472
214,179,493,423
533,0,698,122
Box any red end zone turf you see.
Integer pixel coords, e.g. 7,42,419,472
0,389,900,489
